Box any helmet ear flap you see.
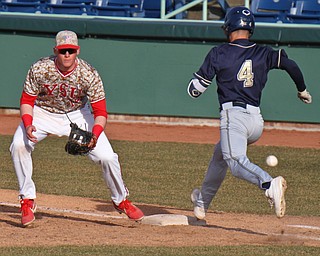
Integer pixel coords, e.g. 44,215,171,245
221,24,227,33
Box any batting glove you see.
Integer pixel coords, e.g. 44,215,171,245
298,89,312,104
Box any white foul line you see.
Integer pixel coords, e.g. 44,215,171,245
287,224,320,230
0,202,125,219
266,224,320,242
1,201,320,242
270,233,320,241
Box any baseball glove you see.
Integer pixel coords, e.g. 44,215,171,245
65,123,94,156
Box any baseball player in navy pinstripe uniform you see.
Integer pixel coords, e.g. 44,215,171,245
188,6,312,219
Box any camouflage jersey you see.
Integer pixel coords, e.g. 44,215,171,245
23,56,105,114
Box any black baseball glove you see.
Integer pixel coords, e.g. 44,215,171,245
65,123,95,156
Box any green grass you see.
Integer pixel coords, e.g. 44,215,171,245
1,135,319,217
0,245,319,256
1,134,319,255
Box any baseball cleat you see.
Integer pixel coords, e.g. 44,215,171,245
113,199,144,221
191,188,206,220
20,198,37,227
265,176,287,218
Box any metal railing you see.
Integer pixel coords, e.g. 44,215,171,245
160,0,250,20
162,0,208,20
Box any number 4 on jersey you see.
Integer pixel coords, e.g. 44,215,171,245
237,60,254,87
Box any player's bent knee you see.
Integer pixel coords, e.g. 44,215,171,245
9,139,32,154
89,152,119,165
225,156,249,177
101,153,118,163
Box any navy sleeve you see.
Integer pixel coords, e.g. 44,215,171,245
195,47,217,83
278,50,306,92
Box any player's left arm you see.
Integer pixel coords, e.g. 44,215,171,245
85,68,108,148
88,98,107,148
278,50,312,104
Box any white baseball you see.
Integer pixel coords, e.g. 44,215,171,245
266,155,278,167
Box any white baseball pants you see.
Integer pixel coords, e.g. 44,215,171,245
198,105,273,211
10,105,128,204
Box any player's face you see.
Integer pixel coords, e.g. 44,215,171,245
54,48,79,72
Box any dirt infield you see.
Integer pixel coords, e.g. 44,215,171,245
1,189,320,247
1,114,320,247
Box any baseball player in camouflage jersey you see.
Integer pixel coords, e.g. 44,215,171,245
10,30,144,227
188,7,312,219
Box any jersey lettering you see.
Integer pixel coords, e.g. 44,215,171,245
70,87,77,98
43,83,80,99
59,83,68,97
237,60,254,87
43,84,58,95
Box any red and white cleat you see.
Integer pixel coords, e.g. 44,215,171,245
113,199,144,221
20,198,37,227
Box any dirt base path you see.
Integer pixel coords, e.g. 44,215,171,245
1,189,320,247
1,115,320,247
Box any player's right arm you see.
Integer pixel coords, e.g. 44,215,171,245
20,91,38,143
20,64,41,142
187,49,216,99
187,74,210,99
278,50,312,104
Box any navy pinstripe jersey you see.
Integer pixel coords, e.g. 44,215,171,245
194,39,285,107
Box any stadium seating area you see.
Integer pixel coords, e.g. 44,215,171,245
0,0,177,17
0,0,320,24
251,0,320,24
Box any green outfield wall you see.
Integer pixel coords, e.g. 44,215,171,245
0,13,319,123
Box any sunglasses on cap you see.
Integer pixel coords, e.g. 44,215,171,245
58,48,78,55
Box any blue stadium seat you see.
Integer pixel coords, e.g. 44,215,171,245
43,0,89,15
63,0,94,3
251,0,293,23
143,0,173,18
287,0,320,24
1,0,42,13
89,0,144,17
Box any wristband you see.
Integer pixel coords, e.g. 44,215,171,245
92,124,104,139
21,114,33,128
